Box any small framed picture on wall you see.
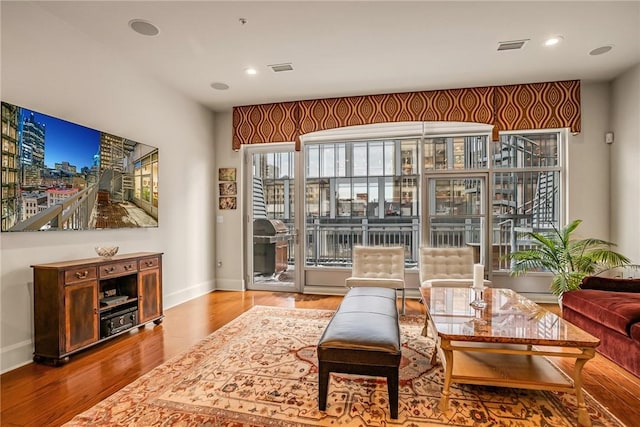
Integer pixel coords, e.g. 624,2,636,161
219,196,237,210
218,167,236,182
219,182,237,196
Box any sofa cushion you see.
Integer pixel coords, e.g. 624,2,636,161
562,289,640,336
581,276,640,292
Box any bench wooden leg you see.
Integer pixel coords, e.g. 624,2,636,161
318,362,330,411
387,368,399,419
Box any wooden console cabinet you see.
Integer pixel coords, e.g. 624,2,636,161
32,252,163,365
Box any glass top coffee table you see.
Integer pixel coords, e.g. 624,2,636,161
419,287,600,427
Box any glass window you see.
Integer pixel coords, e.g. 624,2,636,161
336,144,347,177
384,141,395,175
368,141,384,176
305,138,419,266
368,177,379,216
321,144,334,177
133,153,157,206
134,160,142,200
152,161,158,208
384,177,400,217
493,133,558,168
401,177,418,216
352,142,367,176
302,131,562,271
336,178,352,217
352,178,367,217
141,161,151,202
424,136,488,170
254,152,295,221
401,141,417,174
492,132,562,271
306,145,319,178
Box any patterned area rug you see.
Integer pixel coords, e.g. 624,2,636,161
66,306,624,426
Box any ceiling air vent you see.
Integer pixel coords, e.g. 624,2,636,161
268,63,294,73
497,39,529,51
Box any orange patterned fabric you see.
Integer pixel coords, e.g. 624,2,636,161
298,87,494,133
494,80,581,137
232,102,299,151
232,81,580,151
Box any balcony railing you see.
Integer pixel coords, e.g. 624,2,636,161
278,216,543,270
304,219,421,267
9,185,97,231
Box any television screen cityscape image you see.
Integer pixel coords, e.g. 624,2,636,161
1,101,158,232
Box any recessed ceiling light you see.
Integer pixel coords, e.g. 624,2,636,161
245,68,257,75
129,19,160,36
544,35,563,46
210,82,230,90
590,45,614,56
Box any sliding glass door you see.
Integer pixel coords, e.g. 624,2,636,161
246,146,300,291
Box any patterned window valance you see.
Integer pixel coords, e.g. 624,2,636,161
232,80,580,151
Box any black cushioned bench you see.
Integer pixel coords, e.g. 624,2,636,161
317,287,402,419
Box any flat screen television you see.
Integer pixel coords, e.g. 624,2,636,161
1,101,158,232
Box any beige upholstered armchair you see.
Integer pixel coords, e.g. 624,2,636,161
419,246,490,288
345,245,406,314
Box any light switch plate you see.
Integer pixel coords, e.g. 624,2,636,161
605,132,614,144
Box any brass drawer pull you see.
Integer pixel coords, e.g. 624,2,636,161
104,267,116,273
124,264,134,270
75,271,89,279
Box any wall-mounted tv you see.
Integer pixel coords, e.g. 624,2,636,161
1,101,158,232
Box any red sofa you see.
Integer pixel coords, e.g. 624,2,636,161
562,276,640,377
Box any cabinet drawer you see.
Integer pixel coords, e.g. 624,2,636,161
139,256,160,270
99,261,138,278
64,267,98,284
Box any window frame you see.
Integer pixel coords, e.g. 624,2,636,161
297,123,566,275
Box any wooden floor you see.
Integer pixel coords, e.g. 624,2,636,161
2,290,639,426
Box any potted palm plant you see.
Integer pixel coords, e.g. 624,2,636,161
507,219,633,299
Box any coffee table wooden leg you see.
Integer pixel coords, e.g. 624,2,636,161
438,343,454,412
574,348,595,427
422,312,430,337
430,348,438,365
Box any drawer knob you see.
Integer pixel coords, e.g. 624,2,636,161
124,264,133,270
105,267,116,273
75,271,89,279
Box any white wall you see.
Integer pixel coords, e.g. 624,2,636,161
610,64,640,264
213,112,245,291
0,2,217,372
566,82,611,240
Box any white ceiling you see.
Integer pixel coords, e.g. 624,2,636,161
10,1,640,112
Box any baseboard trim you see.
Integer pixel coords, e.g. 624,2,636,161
163,279,216,309
1,339,34,374
214,278,245,291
